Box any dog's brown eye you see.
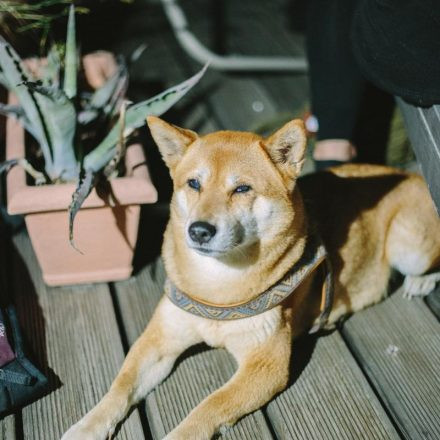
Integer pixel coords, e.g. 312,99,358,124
234,185,251,194
187,179,201,191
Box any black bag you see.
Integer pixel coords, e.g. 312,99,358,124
0,306,49,416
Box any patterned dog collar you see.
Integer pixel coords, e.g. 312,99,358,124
167,232,333,332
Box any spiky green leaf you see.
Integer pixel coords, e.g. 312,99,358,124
21,80,66,101
68,169,97,252
0,36,54,173
0,102,39,139
0,103,24,118
103,100,128,178
91,60,127,111
17,158,46,184
78,58,128,125
83,63,208,172
0,71,10,89
0,158,45,185
41,45,61,87
21,81,77,181
63,4,77,99
0,159,19,175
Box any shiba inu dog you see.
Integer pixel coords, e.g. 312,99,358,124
63,117,440,440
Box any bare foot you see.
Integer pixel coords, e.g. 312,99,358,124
313,139,357,162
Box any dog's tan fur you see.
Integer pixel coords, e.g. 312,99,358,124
63,118,440,440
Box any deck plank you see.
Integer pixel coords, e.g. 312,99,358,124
114,260,274,439
0,417,15,440
145,347,273,440
266,331,399,439
11,231,144,440
342,288,440,439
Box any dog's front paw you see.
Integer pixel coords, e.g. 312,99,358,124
61,421,111,440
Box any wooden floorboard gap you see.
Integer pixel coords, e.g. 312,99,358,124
337,327,405,439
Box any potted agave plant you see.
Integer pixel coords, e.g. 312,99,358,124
0,6,206,286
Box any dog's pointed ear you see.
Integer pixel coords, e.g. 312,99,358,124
264,119,307,184
147,116,198,170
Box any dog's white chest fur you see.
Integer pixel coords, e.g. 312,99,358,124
188,252,245,285
161,297,282,356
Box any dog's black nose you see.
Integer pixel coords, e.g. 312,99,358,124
188,221,217,244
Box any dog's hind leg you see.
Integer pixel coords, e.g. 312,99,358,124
386,179,440,299
163,322,292,440
402,272,440,299
62,297,201,440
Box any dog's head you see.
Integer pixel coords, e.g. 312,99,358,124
147,117,307,260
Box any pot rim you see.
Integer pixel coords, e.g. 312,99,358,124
6,93,158,215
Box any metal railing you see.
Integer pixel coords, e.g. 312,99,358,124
161,0,308,72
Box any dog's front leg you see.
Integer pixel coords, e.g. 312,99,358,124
62,297,200,440
164,322,292,440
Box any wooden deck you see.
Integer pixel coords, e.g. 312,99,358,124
1,0,440,439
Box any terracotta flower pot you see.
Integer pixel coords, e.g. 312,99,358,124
5,94,158,286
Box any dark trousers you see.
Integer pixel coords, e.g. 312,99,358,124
306,0,365,142
306,0,395,163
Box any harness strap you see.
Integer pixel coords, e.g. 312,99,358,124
309,257,334,334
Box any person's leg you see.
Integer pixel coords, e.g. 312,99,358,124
306,0,364,167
